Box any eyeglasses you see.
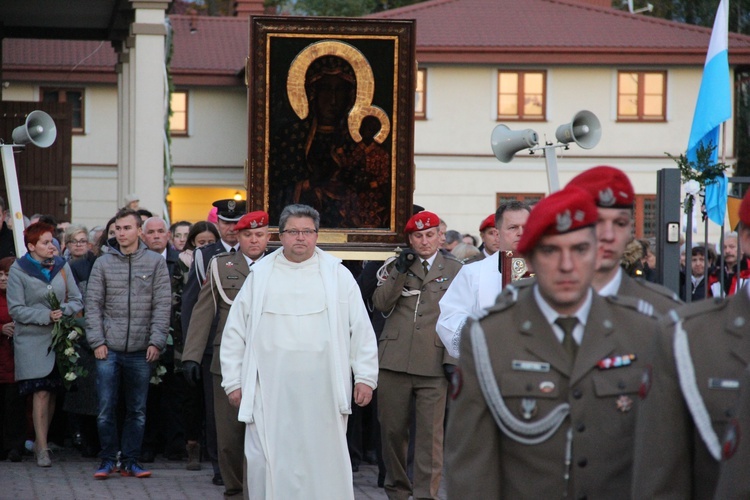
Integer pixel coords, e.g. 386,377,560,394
280,229,317,237
69,239,88,246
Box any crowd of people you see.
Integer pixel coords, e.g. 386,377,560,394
0,164,749,498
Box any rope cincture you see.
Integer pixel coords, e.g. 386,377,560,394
673,319,722,461
376,257,422,321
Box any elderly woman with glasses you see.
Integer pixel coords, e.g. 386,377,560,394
63,224,92,263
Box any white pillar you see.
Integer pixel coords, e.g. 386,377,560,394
115,0,169,216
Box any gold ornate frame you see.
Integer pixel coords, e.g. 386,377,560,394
246,16,416,249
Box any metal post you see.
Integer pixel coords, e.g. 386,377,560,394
656,168,681,296
541,144,561,193
0,144,27,257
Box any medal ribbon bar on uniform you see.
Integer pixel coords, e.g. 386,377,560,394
596,354,636,370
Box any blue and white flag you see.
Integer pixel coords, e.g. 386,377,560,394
687,0,731,226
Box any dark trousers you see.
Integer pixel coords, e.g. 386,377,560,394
0,382,24,456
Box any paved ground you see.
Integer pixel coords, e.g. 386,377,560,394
0,446,410,500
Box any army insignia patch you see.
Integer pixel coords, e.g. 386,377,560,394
616,395,633,413
639,365,652,400
250,220,258,228
597,354,636,370
225,261,234,267
722,419,741,459
416,219,425,230
227,200,236,211
450,367,463,400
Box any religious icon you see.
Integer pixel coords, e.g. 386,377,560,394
247,17,416,247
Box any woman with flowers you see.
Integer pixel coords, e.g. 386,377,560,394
7,222,83,467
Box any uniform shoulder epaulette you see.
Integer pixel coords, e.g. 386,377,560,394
633,278,682,304
512,277,536,289
605,294,658,319
666,296,728,325
485,283,522,314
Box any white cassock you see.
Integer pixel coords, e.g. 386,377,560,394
436,250,502,358
221,248,378,500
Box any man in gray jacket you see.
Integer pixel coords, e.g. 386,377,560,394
85,208,171,479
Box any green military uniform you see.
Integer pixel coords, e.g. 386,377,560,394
182,250,250,497
445,284,660,498
373,251,461,500
632,291,750,499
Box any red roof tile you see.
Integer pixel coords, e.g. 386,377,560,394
369,0,750,64
2,15,249,84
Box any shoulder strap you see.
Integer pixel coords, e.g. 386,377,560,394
673,319,722,461
195,248,207,286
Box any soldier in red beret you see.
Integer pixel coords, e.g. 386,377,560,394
374,210,462,499
446,186,661,498
632,187,750,498
465,214,501,264
181,210,271,496
567,165,681,316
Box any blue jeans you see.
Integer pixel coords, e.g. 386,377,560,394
95,350,152,464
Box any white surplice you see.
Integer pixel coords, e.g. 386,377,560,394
220,248,378,500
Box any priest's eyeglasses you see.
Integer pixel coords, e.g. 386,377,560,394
280,229,318,237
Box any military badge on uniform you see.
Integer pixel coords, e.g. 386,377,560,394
539,381,555,393
708,378,740,390
639,365,652,400
415,219,425,230
450,367,462,400
512,360,550,373
225,261,234,267
616,395,633,413
722,418,741,459
597,354,636,370
521,399,537,420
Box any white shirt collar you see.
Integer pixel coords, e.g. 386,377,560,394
421,252,438,270
597,268,623,297
533,285,593,345
220,240,238,253
160,248,167,259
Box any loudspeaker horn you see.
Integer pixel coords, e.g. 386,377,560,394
555,110,601,150
12,110,57,148
491,124,539,163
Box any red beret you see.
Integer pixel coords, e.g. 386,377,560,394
741,189,750,227
568,165,635,208
405,211,440,234
235,211,269,231
517,186,597,255
479,214,495,232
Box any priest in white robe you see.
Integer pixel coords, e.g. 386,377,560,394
220,203,378,500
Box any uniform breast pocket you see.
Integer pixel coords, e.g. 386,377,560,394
591,369,642,437
499,371,564,422
702,378,741,425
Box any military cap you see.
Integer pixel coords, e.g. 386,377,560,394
568,165,635,208
405,210,440,234
212,199,246,222
741,187,750,226
479,214,495,232
235,210,269,231
516,185,597,255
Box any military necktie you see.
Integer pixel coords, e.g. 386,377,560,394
555,316,579,360
230,247,236,254
422,260,429,276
